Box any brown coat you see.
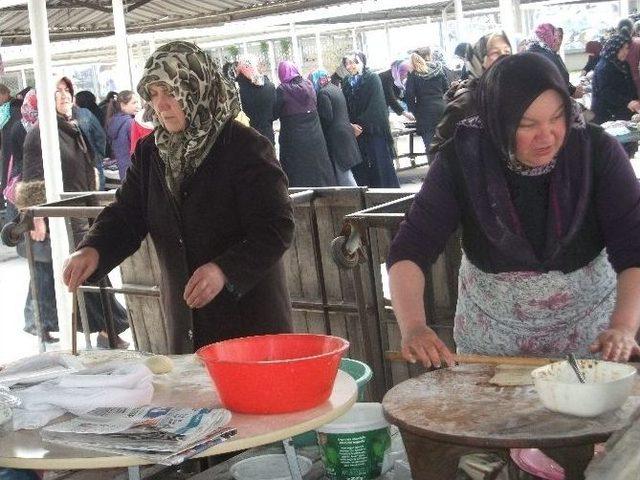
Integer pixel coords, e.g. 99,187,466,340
79,120,295,353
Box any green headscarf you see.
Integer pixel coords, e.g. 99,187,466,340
137,41,240,194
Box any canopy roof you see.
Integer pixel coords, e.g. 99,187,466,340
0,0,357,46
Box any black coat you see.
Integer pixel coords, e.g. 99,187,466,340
592,57,638,124
237,74,276,144
1,99,23,193
275,81,336,187
378,69,405,116
342,69,394,142
429,79,478,154
405,70,448,138
317,84,362,172
79,121,295,353
528,43,576,95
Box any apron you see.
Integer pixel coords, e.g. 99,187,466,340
453,250,616,357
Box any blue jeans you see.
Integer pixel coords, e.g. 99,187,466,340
0,469,39,480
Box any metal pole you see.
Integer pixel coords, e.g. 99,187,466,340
454,0,464,44
112,0,133,90
620,0,630,19
268,40,277,83
499,0,517,42
27,0,73,350
242,42,249,56
314,31,324,70
20,69,27,89
289,23,302,67
351,28,358,51
385,24,392,67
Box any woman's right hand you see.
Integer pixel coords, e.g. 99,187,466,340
627,100,640,113
401,325,456,368
351,123,363,137
62,247,99,292
30,217,47,242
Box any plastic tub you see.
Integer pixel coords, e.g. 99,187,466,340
316,402,391,480
293,358,373,447
196,333,349,414
230,454,313,480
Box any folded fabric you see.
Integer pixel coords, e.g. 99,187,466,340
11,363,154,430
0,353,83,387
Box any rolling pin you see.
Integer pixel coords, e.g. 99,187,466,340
384,350,557,367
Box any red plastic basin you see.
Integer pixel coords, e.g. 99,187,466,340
196,334,350,414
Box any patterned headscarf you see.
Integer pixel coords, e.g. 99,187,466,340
391,59,411,89
467,32,512,79
601,33,631,63
309,69,330,92
237,59,264,86
20,89,38,133
535,23,562,51
137,41,240,194
278,61,301,84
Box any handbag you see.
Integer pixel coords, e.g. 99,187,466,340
2,155,20,205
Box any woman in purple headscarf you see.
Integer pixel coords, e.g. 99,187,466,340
273,61,335,187
378,59,414,120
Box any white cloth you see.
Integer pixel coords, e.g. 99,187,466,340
0,353,83,387
12,363,154,430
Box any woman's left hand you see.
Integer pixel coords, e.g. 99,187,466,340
589,327,640,362
183,262,227,309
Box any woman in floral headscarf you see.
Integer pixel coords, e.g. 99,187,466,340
430,31,511,154
63,41,295,353
274,60,335,187
235,58,276,144
527,23,581,98
592,32,640,124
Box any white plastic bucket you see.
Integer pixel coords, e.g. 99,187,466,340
230,454,313,480
316,402,391,480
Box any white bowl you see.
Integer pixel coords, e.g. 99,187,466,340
230,454,313,480
531,360,637,417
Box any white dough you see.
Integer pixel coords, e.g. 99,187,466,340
145,355,174,374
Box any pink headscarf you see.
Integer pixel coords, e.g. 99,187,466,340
278,61,301,83
535,23,561,50
237,60,264,86
20,89,38,132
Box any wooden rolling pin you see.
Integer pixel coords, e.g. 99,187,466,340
384,350,557,367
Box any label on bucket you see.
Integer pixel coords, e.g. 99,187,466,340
317,427,390,480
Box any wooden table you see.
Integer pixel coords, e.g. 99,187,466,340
0,353,358,471
382,364,640,480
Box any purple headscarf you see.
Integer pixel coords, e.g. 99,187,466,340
391,59,411,90
535,23,561,50
278,61,301,83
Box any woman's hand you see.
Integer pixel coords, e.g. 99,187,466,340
30,217,47,242
402,111,415,122
627,100,640,113
183,262,226,309
62,247,99,292
401,325,455,368
351,123,363,137
590,327,640,362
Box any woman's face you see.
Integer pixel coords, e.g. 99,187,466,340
483,38,511,69
148,84,186,133
121,96,140,115
618,43,631,61
515,89,566,167
344,58,362,76
55,84,73,117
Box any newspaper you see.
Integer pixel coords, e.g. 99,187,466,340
41,406,235,464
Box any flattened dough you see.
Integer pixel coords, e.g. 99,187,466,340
489,365,535,386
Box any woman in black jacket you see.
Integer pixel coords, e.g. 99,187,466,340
404,48,449,159
378,60,414,120
236,60,276,144
592,32,640,124
527,23,582,98
310,70,361,186
341,52,399,188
